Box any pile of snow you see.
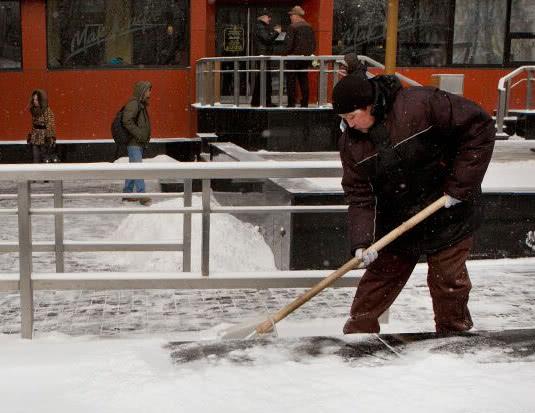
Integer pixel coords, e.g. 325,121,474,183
103,197,276,273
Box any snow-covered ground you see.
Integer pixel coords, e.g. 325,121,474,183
1,331,534,413
0,164,534,412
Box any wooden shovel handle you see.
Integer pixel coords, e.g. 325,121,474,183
256,195,448,334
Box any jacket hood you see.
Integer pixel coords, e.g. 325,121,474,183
132,81,152,102
30,89,48,115
368,75,403,122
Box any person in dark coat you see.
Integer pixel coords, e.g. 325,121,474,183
337,53,368,79
122,81,152,206
251,9,281,107
333,73,496,334
28,89,57,163
285,5,316,107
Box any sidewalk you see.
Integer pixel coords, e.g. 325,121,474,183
1,259,534,338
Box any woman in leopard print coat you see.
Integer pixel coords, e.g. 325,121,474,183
28,89,56,163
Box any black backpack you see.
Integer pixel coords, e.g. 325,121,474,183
111,107,130,146
111,104,140,146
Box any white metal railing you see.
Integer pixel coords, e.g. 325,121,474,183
195,54,421,108
0,161,358,338
496,66,535,137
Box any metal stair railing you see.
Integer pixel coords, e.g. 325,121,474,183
496,66,535,138
195,54,421,108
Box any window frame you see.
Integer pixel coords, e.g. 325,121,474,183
45,0,191,71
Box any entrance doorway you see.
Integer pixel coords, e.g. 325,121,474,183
215,3,293,103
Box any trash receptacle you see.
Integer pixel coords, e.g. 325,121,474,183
430,74,464,95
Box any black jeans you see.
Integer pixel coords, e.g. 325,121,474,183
31,144,47,163
286,60,309,107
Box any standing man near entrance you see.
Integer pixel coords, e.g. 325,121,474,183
251,8,281,107
285,5,315,108
332,73,495,334
122,81,153,206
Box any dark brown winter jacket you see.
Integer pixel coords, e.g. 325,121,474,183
285,21,315,56
339,76,496,255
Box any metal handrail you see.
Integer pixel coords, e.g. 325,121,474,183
195,54,421,108
496,66,535,137
0,161,346,338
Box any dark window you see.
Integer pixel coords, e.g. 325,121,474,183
332,0,452,67
47,0,189,69
0,1,22,70
332,0,386,62
453,0,506,65
507,0,535,63
397,0,452,66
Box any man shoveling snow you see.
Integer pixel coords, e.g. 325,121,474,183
333,73,495,334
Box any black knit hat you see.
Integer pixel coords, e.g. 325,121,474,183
258,8,272,17
332,74,374,114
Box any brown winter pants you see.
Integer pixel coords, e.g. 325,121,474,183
343,236,474,334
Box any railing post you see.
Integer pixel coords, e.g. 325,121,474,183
318,59,328,107
279,58,284,107
214,61,222,104
505,79,511,112
182,179,192,272
259,59,267,107
233,60,240,106
196,62,202,105
201,179,211,276
199,61,206,105
334,61,341,84
208,61,216,106
54,180,64,273
17,181,33,339
496,89,507,134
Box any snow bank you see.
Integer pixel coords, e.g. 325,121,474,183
102,197,276,273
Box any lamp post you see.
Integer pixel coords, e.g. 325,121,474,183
384,0,399,74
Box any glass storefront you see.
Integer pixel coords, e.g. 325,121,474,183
333,0,535,66
46,0,189,69
215,5,291,99
0,0,21,69
333,0,452,67
453,0,506,65
509,0,535,62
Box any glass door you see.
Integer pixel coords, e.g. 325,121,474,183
216,4,291,103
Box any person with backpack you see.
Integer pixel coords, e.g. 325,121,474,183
119,81,153,206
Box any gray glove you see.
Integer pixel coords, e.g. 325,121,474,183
355,248,378,267
444,194,462,208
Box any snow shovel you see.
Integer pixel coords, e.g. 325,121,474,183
220,195,448,340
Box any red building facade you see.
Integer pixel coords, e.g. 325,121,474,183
0,0,532,142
